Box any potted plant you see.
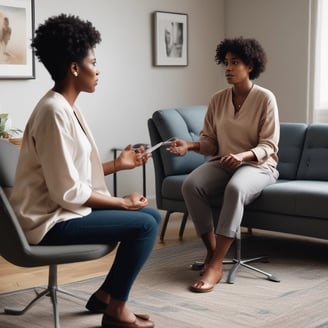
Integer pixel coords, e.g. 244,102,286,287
0,113,9,138
0,113,23,146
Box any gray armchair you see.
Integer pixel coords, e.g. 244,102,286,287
148,107,279,284
147,106,209,241
0,140,116,328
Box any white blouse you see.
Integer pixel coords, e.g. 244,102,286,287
10,91,110,244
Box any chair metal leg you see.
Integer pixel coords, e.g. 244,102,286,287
191,229,280,284
48,265,60,328
3,264,88,328
224,236,280,284
4,287,50,315
5,265,61,328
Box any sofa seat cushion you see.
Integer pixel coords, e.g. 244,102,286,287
247,179,328,219
162,175,188,201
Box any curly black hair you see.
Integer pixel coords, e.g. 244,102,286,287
215,37,267,80
31,14,101,81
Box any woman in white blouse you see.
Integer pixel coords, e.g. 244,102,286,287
10,14,159,328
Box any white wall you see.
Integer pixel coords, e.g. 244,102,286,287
0,0,225,200
1,0,314,202
224,0,311,123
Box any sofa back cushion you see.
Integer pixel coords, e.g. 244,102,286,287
296,124,328,180
151,106,208,176
277,123,307,179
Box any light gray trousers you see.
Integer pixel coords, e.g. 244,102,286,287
181,161,277,238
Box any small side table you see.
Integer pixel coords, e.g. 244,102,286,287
112,145,148,197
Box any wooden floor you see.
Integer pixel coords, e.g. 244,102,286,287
0,212,198,293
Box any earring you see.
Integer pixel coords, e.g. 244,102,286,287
73,71,78,77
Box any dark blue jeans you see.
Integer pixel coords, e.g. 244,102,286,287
40,207,161,301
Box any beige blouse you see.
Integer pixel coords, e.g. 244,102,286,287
10,91,110,244
199,84,280,173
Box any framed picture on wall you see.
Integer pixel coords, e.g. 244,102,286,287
153,11,188,67
0,0,35,79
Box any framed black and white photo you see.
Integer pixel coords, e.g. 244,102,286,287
153,11,188,67
0,0,35,79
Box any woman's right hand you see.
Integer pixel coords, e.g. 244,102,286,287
121,192,148,210
166,138,189,156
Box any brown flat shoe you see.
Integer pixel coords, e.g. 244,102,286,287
86,293,107,313
102,313,154,328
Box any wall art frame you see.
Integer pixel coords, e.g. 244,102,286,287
153,11,188,67
0,0,35,79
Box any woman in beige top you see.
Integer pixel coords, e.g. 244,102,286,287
10,14,159,328
168,37,280,293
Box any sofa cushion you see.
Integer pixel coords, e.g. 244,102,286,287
276,123,307,179
152,106,208,176
161,175,188,201
297,124,328,180
247,180,328,219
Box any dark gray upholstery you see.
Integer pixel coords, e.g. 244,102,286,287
0,140,116,328
276,122,307,179
296,124,328,180
246,180,328,218
152,107,208,177
148,107,208,240
244,123,328,240
0,138,19,188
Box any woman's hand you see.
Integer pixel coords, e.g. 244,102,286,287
121,192,148,210
219,150,255,169
166,138,189,156
117,144,151,170
219,153,244,169
84,191,148,210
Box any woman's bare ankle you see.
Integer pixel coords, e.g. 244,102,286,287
202,264,223,284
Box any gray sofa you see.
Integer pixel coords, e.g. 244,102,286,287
148,106,328,242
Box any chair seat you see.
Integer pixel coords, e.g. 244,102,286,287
162,175,188,200
6,244,116,268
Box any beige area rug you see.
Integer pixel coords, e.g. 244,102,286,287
0,231,328,328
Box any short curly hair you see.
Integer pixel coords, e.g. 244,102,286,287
215,37,267,80
31,14,101,81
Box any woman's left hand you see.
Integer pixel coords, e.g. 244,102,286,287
219,153,243,169
118,144,151,170
121,192,148,210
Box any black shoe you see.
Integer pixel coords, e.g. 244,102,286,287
86,293,107,313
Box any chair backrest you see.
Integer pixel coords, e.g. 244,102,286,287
0,139,20,188
0,186,34,266
296,123,328,180
148,106,208,210
150,106,208,176
0,140,34,266
276,123,308,179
